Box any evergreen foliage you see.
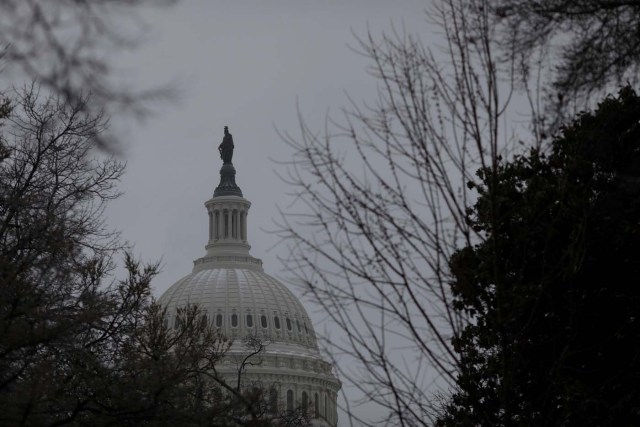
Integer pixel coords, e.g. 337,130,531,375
439,87,640,425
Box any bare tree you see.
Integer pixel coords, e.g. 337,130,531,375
0,85,289,426
0,84,133,424
0,0,177,149
208,334,313,427
492,0,640,133
93,301,237,426
275,0,533,424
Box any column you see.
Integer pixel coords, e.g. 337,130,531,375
232,210,237,239
215,210,220,240
242,211,248,241
224,210,229,238
208,211,213,241
235,210,239,239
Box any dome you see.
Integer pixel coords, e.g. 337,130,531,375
158,267,319,350
157,128,340,426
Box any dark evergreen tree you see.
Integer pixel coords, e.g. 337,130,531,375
439,86,640,426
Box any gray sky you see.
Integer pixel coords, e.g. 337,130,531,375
106,1,433,423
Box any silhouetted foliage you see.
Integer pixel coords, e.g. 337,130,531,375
0,0,177,150
0,87,288,426
438,86,640,426
0,87,125,420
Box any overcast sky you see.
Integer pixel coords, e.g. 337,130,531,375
109,0,431,299
106,1,433,422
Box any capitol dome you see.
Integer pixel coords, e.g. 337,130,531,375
158,128,340,426
160,267,319,349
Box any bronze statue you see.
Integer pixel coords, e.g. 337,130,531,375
218,126,234,164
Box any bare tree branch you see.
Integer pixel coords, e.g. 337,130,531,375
274,0,541,424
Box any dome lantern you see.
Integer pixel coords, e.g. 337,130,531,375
194,126,262,272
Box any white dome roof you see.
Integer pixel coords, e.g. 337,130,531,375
158,266,318,349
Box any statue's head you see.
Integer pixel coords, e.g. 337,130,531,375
224,126,229,135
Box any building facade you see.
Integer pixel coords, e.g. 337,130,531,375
158,128,341,425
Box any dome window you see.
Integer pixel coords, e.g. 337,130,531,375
274,316,281,329
261,315,268,328
286,318,292,331
231,313,238,327
246,314,253,327
216,314,223,327
304,323,308,334
296,319,301,332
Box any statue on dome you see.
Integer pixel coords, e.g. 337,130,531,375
218,126,234,164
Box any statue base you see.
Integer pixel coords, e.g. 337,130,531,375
213,163,243,197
